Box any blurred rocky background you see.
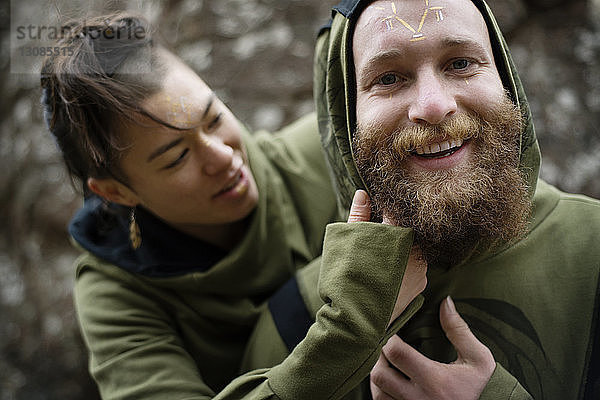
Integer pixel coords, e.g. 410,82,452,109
0,0,598,398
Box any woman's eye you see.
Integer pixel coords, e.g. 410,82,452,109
451,59,470,70
165,148,189,169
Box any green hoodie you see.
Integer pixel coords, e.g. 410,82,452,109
72,115,344,399
243,0,600,399
74,112,424,400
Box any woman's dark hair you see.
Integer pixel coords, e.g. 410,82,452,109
40,13,166,193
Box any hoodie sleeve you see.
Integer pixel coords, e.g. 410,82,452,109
228,222,424,400
74,261,218,399
480,363,533,400
75,222,422,400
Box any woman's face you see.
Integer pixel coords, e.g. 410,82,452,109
115,53,259,235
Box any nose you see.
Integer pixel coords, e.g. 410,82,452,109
408,73,457,125
199,134,234,176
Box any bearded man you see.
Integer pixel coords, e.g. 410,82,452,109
236,0,600,399
312,0,600,398
353,95,529,270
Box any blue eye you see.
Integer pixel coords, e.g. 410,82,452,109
451,59,470,70
379,73,399,85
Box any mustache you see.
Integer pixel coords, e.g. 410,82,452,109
352,96,530,268
356,112,483,156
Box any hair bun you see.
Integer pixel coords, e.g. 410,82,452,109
83,17,151,76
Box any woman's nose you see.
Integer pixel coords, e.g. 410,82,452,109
200,135,234,176
408,74,457,125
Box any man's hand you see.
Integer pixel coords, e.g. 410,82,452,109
347,190,427,325
370,296,496,400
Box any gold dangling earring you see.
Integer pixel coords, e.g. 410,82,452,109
129,208,142,250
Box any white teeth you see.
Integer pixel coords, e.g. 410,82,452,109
450,139,463,149
223,173,241,192
414,139,464,155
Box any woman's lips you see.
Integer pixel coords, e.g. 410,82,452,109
213,167,249,199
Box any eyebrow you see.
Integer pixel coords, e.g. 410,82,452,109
357,49,405,85
440,37,489,53
201,93,215,121
145,93,216,163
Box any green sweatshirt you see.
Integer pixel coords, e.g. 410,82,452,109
243,0,600,399
72,115,344,399
74,111,426,399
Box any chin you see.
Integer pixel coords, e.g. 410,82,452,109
237,187,259,221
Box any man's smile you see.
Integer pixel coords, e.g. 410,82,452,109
409,140,471,170
412,138,465,159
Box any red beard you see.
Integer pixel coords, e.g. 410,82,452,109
353,94,531,269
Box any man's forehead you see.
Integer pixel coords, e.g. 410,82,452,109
353,0,493,71
356,0,487,41
363,0,446,37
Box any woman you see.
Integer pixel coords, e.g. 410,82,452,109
42,14,425,400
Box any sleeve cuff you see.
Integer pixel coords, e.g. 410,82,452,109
479,363,533,400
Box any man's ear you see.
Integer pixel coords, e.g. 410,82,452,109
87,177,140,207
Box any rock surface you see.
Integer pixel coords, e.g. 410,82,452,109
0,0,598,398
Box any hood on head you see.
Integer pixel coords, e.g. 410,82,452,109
314,0,541,216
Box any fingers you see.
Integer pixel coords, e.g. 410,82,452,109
370,353,412,400
370,382,397,400
382,214,395,226
381,334,432,380
373,300,495,400
347,189,371,223
439,297,495,369
370,370,398,400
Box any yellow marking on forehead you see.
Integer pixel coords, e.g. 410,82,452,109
430,6,444,21
377,0,445,40
163,95,198,127
382,17,394,30
397,17,416,33
417,9,428,32
464,78,470,85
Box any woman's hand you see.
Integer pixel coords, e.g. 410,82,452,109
347,189,372,223
347,190,427,325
